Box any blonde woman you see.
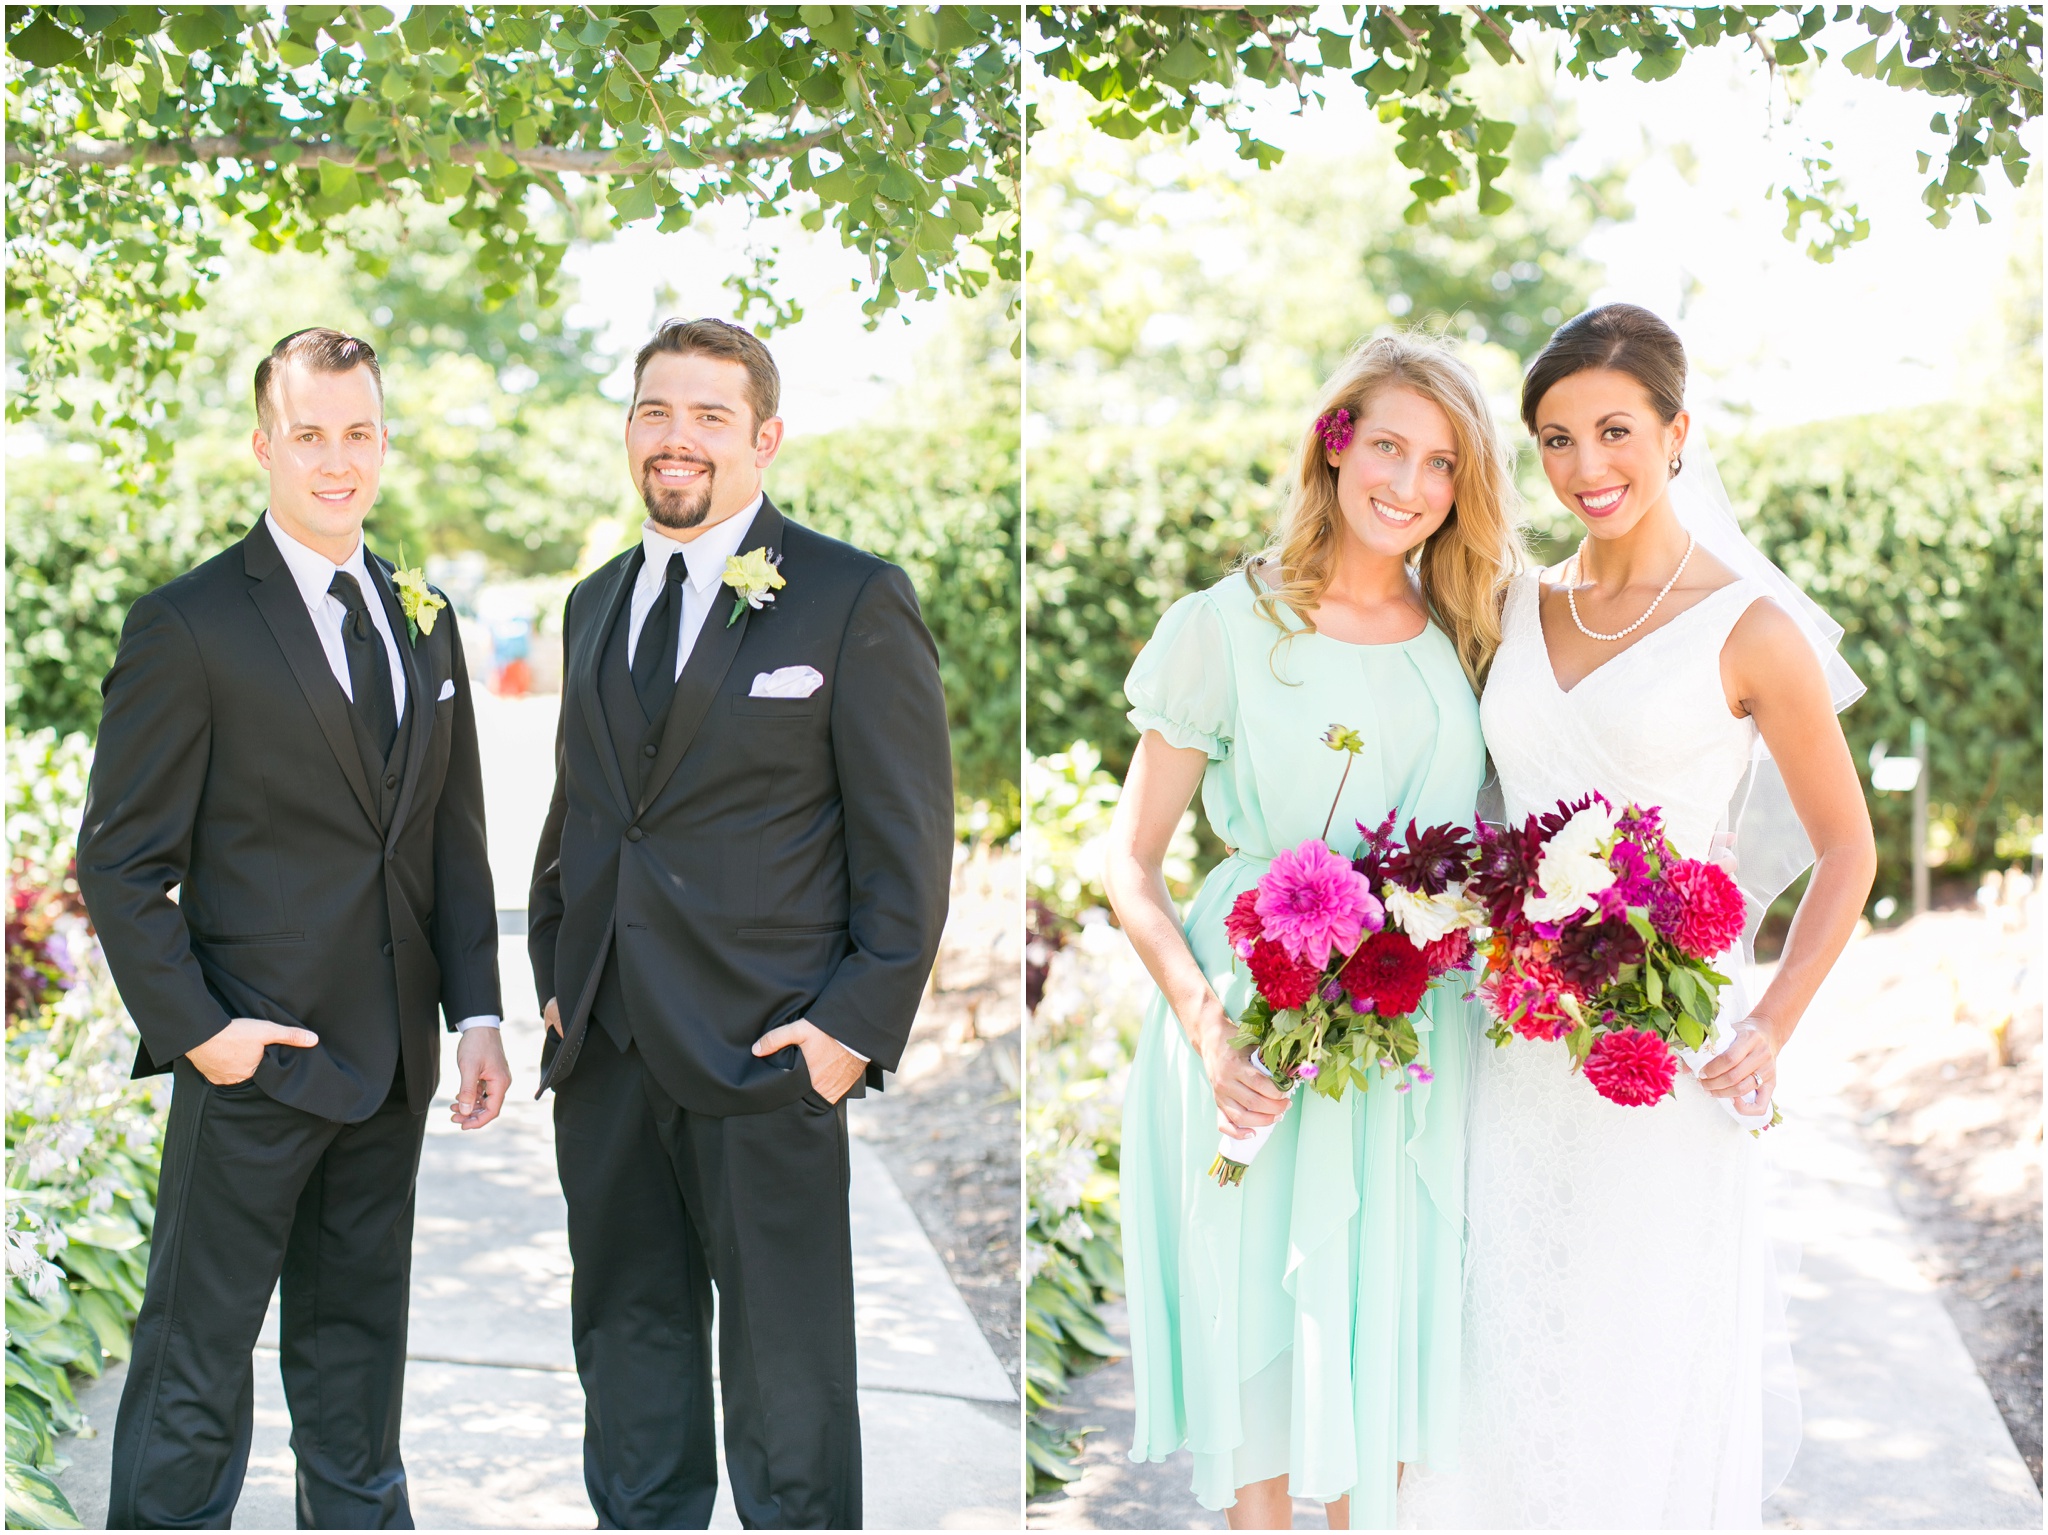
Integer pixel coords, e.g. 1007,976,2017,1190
1103,334,1523,1528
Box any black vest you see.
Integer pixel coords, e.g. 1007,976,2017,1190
589,577,674,1048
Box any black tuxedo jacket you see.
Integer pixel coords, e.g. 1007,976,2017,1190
77,519,501,1123
527,499,954,1116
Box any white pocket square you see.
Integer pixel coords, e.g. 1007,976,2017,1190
437,678,456,702
750,665,824,699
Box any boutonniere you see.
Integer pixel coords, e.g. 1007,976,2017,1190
391,547,446,643
723,547,786,627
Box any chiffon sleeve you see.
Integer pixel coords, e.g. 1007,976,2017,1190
1124,590,1235,759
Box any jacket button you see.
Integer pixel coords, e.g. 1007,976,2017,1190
384,773,399,790
643,744,658,758
382,942,393,956
626,826,644,842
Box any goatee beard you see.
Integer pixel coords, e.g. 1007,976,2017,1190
639,460,713,529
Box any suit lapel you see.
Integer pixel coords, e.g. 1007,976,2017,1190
575,548,642,821
365,552,434,846
636,500,785,818
242,521,380,827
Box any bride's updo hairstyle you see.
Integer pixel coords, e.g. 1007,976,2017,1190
1251,332,1524,690
1520,302,1687,437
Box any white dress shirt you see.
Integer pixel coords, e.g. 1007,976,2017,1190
624,494,765,678
263,512,500,1036
265,510,409,723
617,494,865,1069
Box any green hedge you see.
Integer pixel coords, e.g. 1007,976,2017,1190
1027,397,2044,894
1027,417,1289,779
774,412,1021,834
1720,393,2043,894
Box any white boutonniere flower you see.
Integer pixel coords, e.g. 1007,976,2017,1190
391,551,446,643
724,547,786,627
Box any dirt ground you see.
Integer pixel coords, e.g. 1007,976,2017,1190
848,846,1022,1388
1834,888,2044,1487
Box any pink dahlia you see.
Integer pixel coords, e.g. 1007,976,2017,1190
1651,859,1746,960
1582,1027,1678,1106
1420,929,1474,975
1224,888,1264,957
1339,930,1431,1017
1247,939,1320,1011
1256,840,1378,968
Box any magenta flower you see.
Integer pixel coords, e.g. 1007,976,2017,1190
1295,1062,1320,1081
1315,407,1355,454
1255,840,1377,968
1408,1064,1435,1085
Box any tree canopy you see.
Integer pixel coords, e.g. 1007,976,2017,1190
1034,5,2040,252
5,4,1020,484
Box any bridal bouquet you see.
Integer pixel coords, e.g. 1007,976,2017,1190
1208,726,1487,1187
1469,793,1776,1126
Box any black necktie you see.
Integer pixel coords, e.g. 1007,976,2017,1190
328,571,399,759
632,553,688,724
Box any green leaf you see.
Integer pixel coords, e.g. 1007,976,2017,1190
8,13,86,67
317,158,359,203
4,1460,82,1530
607,177,659,222
1840,36,1881,75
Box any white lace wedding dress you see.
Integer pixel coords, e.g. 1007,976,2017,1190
1400,571,1800,1530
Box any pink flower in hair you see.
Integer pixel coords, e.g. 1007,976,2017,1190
1316,408,1355,454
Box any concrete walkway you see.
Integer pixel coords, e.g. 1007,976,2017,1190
52,687,1021,1529
1030,933,2042,1530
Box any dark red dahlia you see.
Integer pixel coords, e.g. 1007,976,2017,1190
1223,888,1264,952
1339,929,1431,1016
1582,1027,1678,1106
1468,818,1543,930
1553,919,1645,997
1386,821,1474,896
1649,859,1747,960
1247,939,1320,1011
1420,929,1474,975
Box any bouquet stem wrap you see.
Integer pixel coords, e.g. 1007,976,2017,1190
1209,1055,1295,1187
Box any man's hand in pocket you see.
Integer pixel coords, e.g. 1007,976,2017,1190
751,1020,864,1104
186,1018,319,1085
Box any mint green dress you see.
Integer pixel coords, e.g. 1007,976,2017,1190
1119,571,1484,1525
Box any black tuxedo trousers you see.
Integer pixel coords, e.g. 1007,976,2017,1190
555,1025,859,1530
110,1063,426,1530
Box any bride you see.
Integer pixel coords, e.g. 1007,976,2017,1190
1401,304,1876,1529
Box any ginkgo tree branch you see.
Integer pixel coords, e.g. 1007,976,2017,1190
4,129,840,174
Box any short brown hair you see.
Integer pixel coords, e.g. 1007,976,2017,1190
631,318,780,428
254,328,383,431
1520,303,1687,433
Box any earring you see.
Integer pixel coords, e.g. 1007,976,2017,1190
1669,453,1683,476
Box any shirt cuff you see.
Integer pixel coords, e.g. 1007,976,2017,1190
454,1015,501,1033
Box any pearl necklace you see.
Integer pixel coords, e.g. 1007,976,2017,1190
1567,534,1696,642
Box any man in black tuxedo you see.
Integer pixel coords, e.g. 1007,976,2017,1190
77,329,509,1529
528,319,953,1529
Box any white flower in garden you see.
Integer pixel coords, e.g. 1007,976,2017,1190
1525,801,1620,923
